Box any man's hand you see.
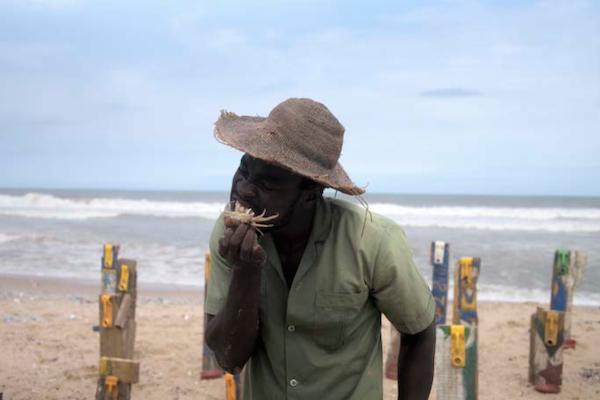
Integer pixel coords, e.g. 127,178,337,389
219,223,267,269
206,222,266,372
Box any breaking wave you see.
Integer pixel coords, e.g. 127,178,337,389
0,193,223,221
1,193,599,232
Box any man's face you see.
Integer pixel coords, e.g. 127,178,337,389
229,154,307,232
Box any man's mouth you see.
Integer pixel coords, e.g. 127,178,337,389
231,196,258,215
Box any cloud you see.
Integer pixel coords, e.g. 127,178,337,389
420,88,483,98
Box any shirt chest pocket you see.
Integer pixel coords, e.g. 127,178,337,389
311,290,369,350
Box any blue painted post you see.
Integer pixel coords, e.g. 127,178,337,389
431,241,450,325
550,249,587,349
550,249,569,313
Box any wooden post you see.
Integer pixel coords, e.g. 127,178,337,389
225,372,244,400
96,245,139,400
453,257,481,326
529,307,565,393
385,240,451,381
435,324,478,399
201,253,223,379
384,325,400,380
431,241,450,325
550,250,587,349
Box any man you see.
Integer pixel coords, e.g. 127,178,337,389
205,98,436,400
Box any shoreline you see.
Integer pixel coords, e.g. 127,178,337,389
0,272,203,301
2,272,598,310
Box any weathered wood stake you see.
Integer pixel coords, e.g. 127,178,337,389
225,372,244,400
201,253,223,379
529,307,565,393
384,325,401,380
435,324,478,400
385,240,452,381
95,245,139,400
549,249,587,349
431,241,451,325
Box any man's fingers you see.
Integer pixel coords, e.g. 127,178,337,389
239,229,257,262
251,244,267,266
227,224,250,260
219,224,265,267
218,227,235,257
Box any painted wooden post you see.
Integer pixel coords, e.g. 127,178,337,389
435,324,478,400
550,250,587,349
201,253,223,379
431,241,450,325
384,325,400,380
225,372,244,400
386,241,452,380
96,244,140,400
453,257,481,326
529,307,565,393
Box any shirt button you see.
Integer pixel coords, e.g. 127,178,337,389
288,325,296,332
290,379,299,387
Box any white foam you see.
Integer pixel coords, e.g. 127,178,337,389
370,203,600,233
0,233,19,244
0,193,223,221
370,203,600,220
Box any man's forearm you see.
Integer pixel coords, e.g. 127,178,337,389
205,265,262,372
397,321,436,400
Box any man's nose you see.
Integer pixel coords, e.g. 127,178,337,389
236,178,257,199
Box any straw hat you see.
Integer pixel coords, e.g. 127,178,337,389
213,98,365,196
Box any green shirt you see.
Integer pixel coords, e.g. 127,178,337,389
206,197,434,400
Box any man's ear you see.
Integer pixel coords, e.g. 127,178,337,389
304,186,324,205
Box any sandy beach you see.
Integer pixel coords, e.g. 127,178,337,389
1,275,599,400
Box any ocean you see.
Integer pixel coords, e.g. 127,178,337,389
0,189,598,306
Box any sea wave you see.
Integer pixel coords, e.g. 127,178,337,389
0,233,20,244
0,193,223,221
369,203,600,221
1,193,599,232
369,203,600,233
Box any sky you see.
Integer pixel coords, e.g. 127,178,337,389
0,0,599,196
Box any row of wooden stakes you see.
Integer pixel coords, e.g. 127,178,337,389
383,242,587,399
385,242,480,399
100,242,585,399
94,247,239,400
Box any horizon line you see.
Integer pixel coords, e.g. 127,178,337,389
1,186,599,199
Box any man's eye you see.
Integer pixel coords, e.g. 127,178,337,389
262,181,278,190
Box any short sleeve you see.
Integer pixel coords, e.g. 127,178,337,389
371,226,435,334
205,215,234,316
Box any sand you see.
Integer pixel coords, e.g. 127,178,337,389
1,275,599,400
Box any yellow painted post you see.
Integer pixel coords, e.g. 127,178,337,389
201,253,223,379
95,245,139,399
